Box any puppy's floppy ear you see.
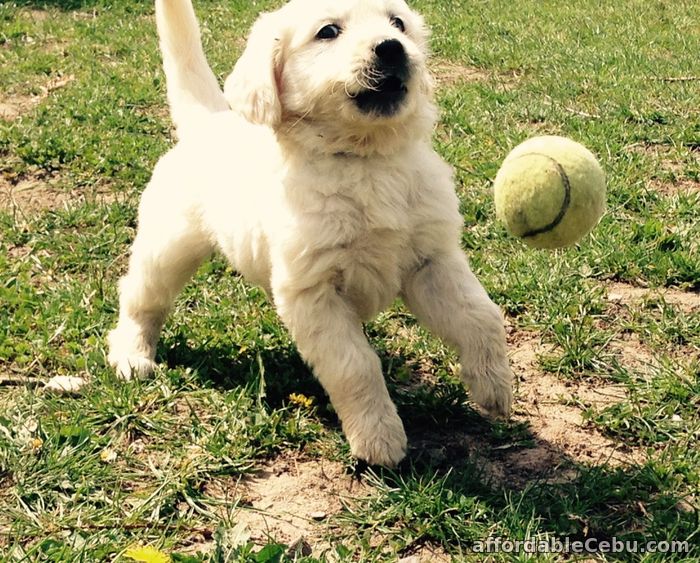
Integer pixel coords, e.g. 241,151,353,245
224,13,285,127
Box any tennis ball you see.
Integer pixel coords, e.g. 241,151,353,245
493,136,606,249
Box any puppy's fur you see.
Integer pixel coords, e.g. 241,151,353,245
108,0,513,467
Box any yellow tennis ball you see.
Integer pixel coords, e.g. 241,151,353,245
493,136,606,249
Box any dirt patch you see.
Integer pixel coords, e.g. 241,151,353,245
431,60,490,87
603,281,699,365
608,332,657,372
204,456,362,555
605,281,700,314
625,142,700,194
431,59,519,90
505,332,640,476
209,454,452,560
0,102,24,121
1,173,63,213
625,142,679,161
649,178,700,196
72,11,100,20
397,549,451,563
0,171,119,214
408,329,644,488
27,9,50,21
0,73,75,122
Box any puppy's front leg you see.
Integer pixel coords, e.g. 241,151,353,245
402,251,512,416
274,283,407,467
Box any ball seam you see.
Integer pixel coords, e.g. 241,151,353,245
514,152,572,238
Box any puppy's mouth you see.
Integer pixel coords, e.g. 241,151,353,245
352,73,408,117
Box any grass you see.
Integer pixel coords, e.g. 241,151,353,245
1,0,699,561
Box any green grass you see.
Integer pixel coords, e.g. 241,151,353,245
1,0,699,561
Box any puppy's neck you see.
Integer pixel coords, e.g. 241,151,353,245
276,103,437,159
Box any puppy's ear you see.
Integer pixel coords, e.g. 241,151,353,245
224,13,284,127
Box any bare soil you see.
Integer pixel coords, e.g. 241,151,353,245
625,142,700,195
0,171,119,215
180,456,364,558
0,73,74,122
491,330,643,484
234,457,356,547
649,178,700,196
431,59,521,90
605,281,700,314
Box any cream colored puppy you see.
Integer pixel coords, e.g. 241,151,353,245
108,0,513,467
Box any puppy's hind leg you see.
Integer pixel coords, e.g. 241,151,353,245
402,251,512,417
108,197,212,380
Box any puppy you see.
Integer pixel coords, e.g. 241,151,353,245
108,0,513,467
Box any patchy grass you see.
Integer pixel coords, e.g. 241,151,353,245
1,0,698,561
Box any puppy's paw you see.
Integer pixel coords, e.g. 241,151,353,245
107,327,157,381
345,406,407,468
462,356,513,418
109,355,157,381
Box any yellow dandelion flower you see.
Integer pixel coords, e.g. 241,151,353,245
288,393,313,409
29,437,43,451
124,545,171,563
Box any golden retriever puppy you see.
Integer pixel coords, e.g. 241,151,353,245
108,0,512,467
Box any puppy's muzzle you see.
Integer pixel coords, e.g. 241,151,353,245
354,39,410,117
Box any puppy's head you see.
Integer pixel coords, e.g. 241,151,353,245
224,0,435,155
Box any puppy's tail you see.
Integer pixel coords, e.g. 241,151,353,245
155,0,228,137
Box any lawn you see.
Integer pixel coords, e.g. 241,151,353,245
0,0,698,561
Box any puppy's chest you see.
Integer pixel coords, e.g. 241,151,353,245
294,160,415,239
285,162,418,314
316,184,411,244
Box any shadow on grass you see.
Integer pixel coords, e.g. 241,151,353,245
157,325,696,560
360,454,697,560
383,384,695,560
349,387,697,560
159,332,328,412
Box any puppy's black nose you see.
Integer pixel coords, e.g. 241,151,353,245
374,39,407,68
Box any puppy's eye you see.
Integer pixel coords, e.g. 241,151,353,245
316,23,341,40
390,16,405,32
